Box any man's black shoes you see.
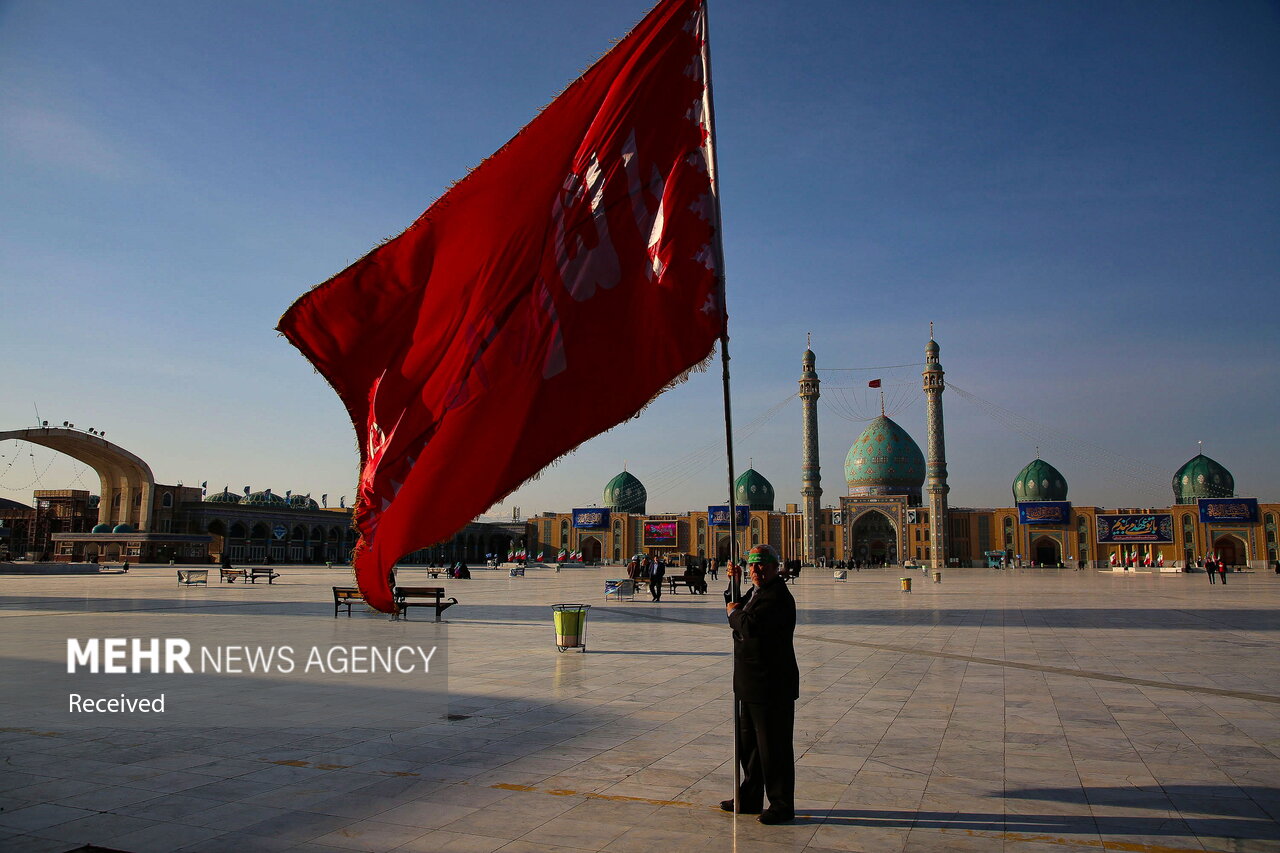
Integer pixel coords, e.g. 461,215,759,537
719,799,762,814
758,808,795,825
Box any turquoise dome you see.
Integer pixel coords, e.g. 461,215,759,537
1173,454,1234,504
204,489,241,504
735,468,775,511
604,471,646,514
1013,459,1068,502
288,494,320,510
240,490,288,508
844,416,925,503
91,523,112,533
112,523,134,533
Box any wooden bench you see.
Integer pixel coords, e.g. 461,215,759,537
334,586,362,617
177,569,208,585
665,572,708,594
392,586,458,622
247,567,280,584
220,567,246,583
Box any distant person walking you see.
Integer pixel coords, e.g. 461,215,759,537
1218,557,1227,585
1206,559,1216,584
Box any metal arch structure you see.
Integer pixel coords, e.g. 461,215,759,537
0,427,156,531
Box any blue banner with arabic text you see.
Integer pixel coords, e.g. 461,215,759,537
1197,498,1258,524
708,505,750,527
572,508,611,528
1017,501,1072,525
1096,514,1174,543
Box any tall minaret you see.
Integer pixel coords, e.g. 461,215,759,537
923,325,949,569
799,335,822,565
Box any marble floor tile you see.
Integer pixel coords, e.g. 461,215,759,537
1,564,1277,852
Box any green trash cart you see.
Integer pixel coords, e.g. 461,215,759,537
552,603,591,653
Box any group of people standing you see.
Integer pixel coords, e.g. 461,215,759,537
1203,556,1229,584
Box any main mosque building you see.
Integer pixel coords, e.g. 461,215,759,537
527,336,1278,571
2,335,1276,570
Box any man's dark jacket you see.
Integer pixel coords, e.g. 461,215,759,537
727,576,799,702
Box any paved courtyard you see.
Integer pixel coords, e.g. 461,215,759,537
1,564,1278,852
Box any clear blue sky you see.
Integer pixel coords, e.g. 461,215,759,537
2,0,1277,517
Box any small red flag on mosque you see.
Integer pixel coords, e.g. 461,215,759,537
278,0,722,612
867,379,882,388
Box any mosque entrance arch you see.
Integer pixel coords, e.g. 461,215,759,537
850,510,897,566
716,534,732,562
1213,535,1246,567
580,536,602,564
1031,535,1061,567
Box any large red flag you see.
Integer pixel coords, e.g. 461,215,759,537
278,0,723,612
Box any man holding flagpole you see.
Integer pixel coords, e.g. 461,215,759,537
723,544,798,824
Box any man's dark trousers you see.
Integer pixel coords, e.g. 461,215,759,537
737,700,794,813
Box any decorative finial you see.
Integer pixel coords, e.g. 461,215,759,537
880,389,885,417
1035,446,1040,459
1197,440,1202,456
806,331,811,349
930,320,934,340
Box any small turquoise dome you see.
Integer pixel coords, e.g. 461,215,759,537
112,523,134,533
1173,454,1234,504
735,468,775,511
204,489,241,504
91,523,112,533
844,416,925,503
604,471,646,514
240,490,288,508
1013,459,1068,502
288,494,320,510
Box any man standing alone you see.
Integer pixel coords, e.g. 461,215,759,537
722,544,798,824
649,554,665,601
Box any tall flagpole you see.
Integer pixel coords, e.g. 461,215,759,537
697,0,742,827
